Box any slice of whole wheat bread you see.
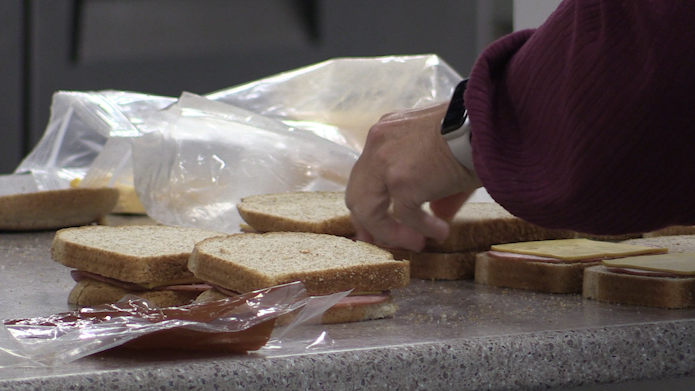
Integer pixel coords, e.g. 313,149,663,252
0,187,119,231
474,252,597,293
237,191,354,236
425,202,573,253
583,265,695,309
409,251,477,280
52,225,224,283
188,232,410,296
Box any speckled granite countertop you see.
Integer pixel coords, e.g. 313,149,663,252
1,231,694,390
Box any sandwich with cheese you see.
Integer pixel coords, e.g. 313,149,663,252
189,232,410,323
52,225,224,307
583,235,695,308
474,238,667,293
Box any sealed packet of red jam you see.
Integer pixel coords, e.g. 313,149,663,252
0,282,347,367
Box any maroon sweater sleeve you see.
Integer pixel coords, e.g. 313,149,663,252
465,0,695,235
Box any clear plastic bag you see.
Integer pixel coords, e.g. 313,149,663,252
10,55,462,231
0,282,348,368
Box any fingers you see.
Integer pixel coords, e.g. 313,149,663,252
345,161,428,251
392,199,450,244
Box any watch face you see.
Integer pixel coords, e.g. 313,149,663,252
441,78,468,135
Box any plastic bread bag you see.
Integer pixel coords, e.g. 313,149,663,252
206,54,462,152
0,282,349,368
129,92,359,233
13,91,175,192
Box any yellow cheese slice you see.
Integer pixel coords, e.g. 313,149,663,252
490,238,667,261
137,276,205,289
602,253,695,275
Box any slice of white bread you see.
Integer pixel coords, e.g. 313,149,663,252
474,252,595,293
582,235,695,308
195,288,398,324
52,225,224,283
424,202,573,253
409,251,477,280
0,187,119,231
237,191,354,236
188,232,410,296
583,265,695,309
69,278,201,308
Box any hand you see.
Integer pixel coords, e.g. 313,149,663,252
345,103,481,252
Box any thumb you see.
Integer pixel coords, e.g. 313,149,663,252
429,191,475,221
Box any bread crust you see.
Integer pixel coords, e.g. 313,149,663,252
425,203,572,253
644,226,695,238
0,187,119,231
52,225,223,283
68,279,199,308
237,191,354,236
409,251,477,280
189,232,410,296
474,252,597,293
583,265,695,309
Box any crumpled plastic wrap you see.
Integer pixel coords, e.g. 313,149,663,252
0,282,349,368
7,54,463,231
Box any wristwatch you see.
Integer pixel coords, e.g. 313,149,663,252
441,78,475,174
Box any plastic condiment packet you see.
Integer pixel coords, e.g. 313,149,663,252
0,282,346,367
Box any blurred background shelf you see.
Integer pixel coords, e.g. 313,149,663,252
1,0,555,174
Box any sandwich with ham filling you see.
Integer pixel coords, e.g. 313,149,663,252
583,235,695,308
474,238,667,293
189,232,410,324
52,225,224,307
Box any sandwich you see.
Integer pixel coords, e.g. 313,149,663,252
409,202,573,280
474,238,667,294
0,187,119,231
189,232,410,323
52,225,224,307
583,235,695,308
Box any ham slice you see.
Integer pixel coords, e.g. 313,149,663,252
606,267,694,279
209,283,390,308
70,270,212,292
330,292,390,308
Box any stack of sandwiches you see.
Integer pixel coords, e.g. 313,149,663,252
231,191,411,322
49,188,695,316
474,238,667,294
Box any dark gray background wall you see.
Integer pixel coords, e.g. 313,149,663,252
0,0,512,174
